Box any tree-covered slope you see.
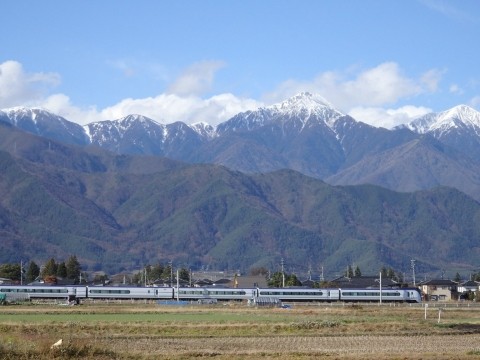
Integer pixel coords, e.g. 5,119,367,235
1,123,480,276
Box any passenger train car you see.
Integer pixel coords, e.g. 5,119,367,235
85,286,173,299
0,285,422,303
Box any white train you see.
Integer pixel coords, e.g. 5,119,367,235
0,285,422,303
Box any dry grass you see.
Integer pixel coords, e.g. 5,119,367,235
1,303,480,359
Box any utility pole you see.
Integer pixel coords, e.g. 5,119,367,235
281,258,285,288
20,260,23,285
176,269,179,302
411,259,416,286
169,261,173,287
320,266,324,282
379,271,382,305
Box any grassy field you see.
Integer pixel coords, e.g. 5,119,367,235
1,302,480,359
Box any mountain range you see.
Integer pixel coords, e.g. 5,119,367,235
2,93,480,277
2,93,480,202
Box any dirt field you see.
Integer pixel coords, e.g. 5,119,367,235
1,302,480,359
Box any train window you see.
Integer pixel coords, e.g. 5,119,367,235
90,289,131,294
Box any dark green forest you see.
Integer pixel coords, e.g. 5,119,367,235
2,122,480,276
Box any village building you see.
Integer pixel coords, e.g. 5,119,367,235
418,279,458,301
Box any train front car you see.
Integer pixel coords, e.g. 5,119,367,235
403,288,422,303
339,288,422,303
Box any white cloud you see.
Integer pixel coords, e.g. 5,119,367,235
0,59,446,128
0,60,60,108
42,93,101,124
96,93,262,126
34,92,262,126
348,105,432,129
419,0,477,22
264,62,442,112
0,59,259,126
420,68,444,92
470,96,480,108
106,58,169,82
449,84,463,94
167,60,226,97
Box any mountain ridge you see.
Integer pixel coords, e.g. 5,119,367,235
2,93,480,201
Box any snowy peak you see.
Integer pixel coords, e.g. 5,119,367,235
85,114,166,146
117,114,162,126
3,106,61,124
405,105,480,136
268,92,344,122
190,121,217,139
438,105,480,127
269,92,335,112
0,106,89,145
217,92,346,134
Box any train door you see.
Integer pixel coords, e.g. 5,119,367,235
329,289,340,301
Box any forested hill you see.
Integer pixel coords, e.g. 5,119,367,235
1,121,480,276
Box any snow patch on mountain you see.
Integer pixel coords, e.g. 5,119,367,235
268,92,344,126
217,92,346,134
190,121,217,139
404,105,480,137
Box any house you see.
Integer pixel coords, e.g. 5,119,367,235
301,279,316,288
235,275,268,288
457,280,479,293
457,280,479,300
329,275,400,289
418,279,458,301
0,277,12,285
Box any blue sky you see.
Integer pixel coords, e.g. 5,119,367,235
1,0,479,128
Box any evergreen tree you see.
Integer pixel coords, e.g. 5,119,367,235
150,263,165,282
41,258,58,278
267,272,301,287
0,263,21,281
267,271,284,287
354,266,362,277
285,274,302,286
66,255,81,284
26,261,40,283
162,263,173,285
386,268,395,279
56,262,67,278
178,267,190,282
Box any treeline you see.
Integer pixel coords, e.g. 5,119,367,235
266,265,408,288
131,263,190,286
0,255,81,284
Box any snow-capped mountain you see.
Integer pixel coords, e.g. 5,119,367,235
404,105,480,135
196,92,417,178
190,122,217,139
85,114,166,155
267,92,344,127
0,107,89,145
85,115,205,158
3,95,480,200
217,92,344,134
401,105,480,160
